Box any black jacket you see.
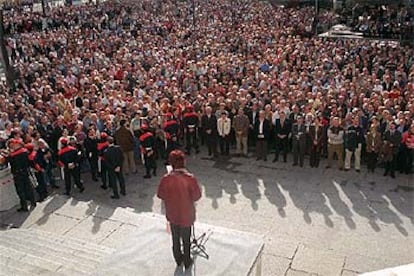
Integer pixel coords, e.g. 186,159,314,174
201,114,218,135
253,119,271,140
103,145,124,171
274,118,291,137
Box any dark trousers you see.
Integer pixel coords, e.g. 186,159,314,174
88,156,98,180
309,144,321,168
185,130,199,153
144,154,157,176
64,167,83,194
255,139,267,160
274,137,288,162
100,161,108,188
45,162,56,187
402,147,413,174
366,152,378,172
205,134,217,156
170,224,192,266
219,135,230,155
35,171,48,200
14,173,36,209
384,154,397,176
108,169,125,197
166,139,179,159
292,140,306,166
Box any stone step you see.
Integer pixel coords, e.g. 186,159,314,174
0,255,60,276
0,229,115,275
13,229,111,261
0,235,97,273
18,228,114,255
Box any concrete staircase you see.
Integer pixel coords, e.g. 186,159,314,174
0,228,115,276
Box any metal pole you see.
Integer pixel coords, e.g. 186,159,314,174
0,9,14,88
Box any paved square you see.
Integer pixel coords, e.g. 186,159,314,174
1,151,413,275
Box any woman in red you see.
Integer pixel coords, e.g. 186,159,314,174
157,150,201,270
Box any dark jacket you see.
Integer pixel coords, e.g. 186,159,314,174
114,126,134,152
253,118,271,140
384,130,402,154
274,118,291,137
309,124,325,147
103,145,124,171
344,125,364,151
201,114,218,136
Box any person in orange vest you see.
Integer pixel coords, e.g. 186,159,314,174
58,138,84,196
97,132,109,189
163,112,180,162
1,138,36,212
26,143,48,202
183,105,200,155
139,124,157,179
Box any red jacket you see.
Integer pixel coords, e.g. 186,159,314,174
157,169,201,227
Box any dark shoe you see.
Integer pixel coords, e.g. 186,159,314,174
390,174,395,179
143,174,151,179
92,177,98,182
195,149,200,154
64,192,70,196
100,185,108,190
384,171,388,176
79,187,85,193
272,158,278,163
263,158,267,161
344,168,350,172
356,169,360,173
325,165,331,169
256,157,261,161
17,207,29,212
51,184,60,189
120,191,126,196
153,170,157,176
30,202,37,209
292,163,298,166
111,195,120,199
339,168,343,171
184,258,193,270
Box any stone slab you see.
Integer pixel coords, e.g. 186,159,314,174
64,216,122,244
261,254,291,276
291,244,345,276
29,213,81,235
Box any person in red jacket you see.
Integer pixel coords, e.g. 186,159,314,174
157,150,201,270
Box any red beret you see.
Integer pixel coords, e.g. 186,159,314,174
141,124,149,130
60,138,68,145
165,112,173,118
100,132,108,139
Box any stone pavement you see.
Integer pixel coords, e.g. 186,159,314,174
1,150,413,276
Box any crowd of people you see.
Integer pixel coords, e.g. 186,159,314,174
0,0,413,211
341,3,414,40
